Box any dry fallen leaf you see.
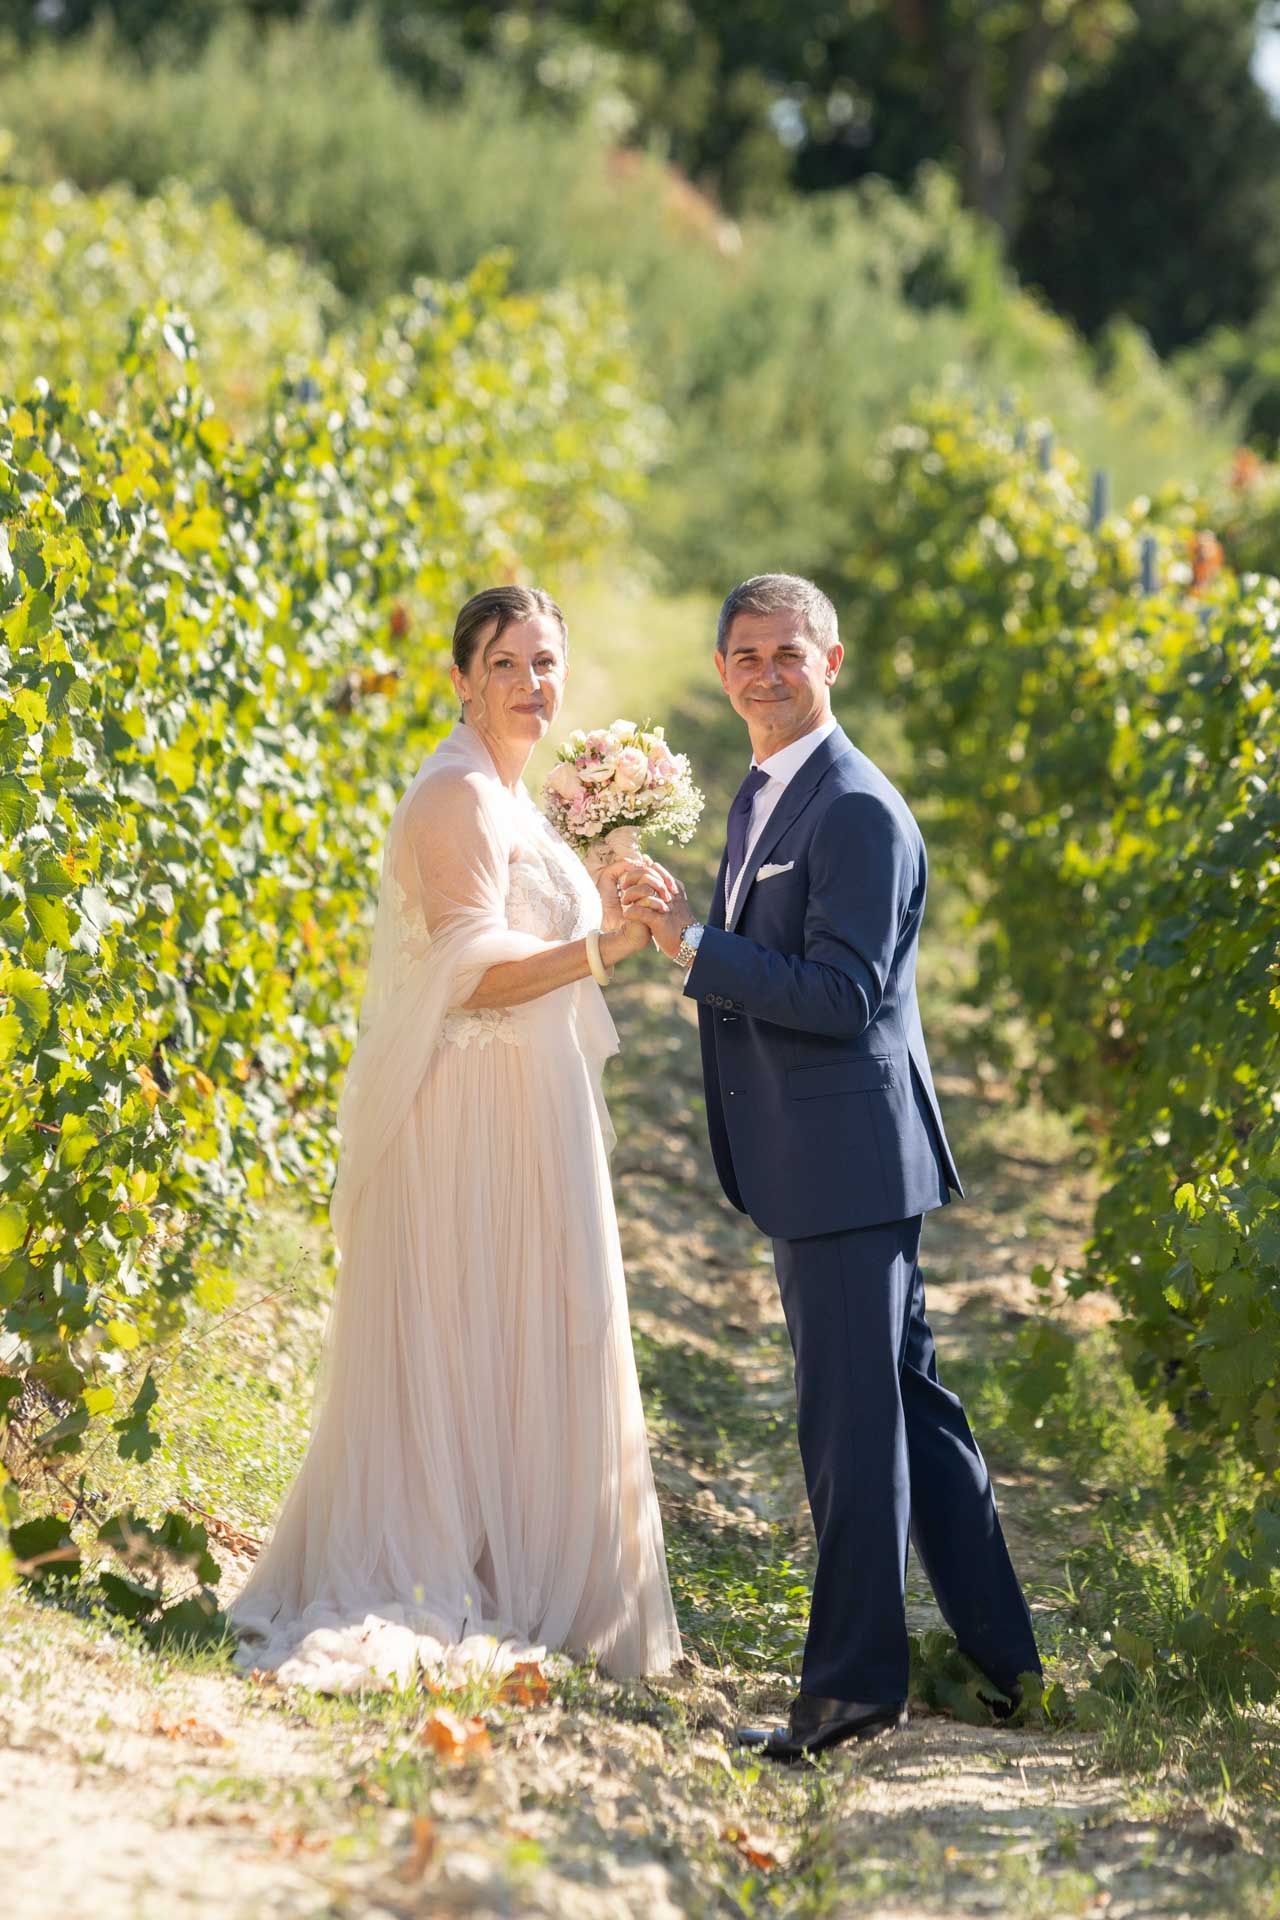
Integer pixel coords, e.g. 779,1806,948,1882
721,1823,780,1872
497,1660,550,1707
421,1706,491,1763
397,1814,438,1880
148,1712,229,1747
179,1498,263,1558
269,1827,329,1857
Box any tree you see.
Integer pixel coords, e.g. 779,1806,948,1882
876,1,1135,237
1013,0,1280,349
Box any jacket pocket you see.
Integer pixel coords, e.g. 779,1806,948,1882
785,1056,895,1099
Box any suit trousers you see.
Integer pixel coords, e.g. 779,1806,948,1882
771,1215,1042,1705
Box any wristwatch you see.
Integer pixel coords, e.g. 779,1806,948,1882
674,920,704,971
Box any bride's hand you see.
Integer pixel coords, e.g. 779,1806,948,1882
594,857,673,932
600,861,672,962
604,912,654,961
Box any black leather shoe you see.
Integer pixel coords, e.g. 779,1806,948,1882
732,1692,908,1763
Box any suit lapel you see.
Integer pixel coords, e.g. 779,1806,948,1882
726,726,850,933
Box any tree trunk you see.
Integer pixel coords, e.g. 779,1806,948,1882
889,0,1075,248
989,5,1061,237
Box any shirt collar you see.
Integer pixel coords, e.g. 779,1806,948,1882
752,715,839,788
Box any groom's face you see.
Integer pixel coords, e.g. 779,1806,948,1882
716,612,842,754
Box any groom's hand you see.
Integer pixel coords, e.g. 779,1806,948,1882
621,861,694,961
596,856,671,933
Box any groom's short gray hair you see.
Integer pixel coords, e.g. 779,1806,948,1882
716,573,839,655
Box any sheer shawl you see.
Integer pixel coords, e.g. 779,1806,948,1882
328,719,619,1269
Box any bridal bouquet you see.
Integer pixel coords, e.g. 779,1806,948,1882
542,720,704,874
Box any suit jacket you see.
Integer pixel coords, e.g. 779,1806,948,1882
684,723,963,1240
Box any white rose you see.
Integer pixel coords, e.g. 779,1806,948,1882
578,754,618,785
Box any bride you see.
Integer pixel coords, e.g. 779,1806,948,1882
227,585,684,1692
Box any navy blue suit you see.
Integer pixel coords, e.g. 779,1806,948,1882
685,724,1041,1703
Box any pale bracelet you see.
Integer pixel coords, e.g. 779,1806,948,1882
585,929,614,987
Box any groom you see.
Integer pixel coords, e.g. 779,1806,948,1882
623,573,1042,1761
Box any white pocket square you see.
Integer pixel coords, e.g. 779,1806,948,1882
757,861,795,880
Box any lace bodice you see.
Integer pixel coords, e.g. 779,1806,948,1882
506,810,600,942
440,805,601,1051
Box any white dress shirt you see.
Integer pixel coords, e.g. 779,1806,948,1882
725,715,839,922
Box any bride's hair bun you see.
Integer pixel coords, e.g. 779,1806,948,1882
452,585,567,676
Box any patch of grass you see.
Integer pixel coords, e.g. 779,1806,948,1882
634,1329,791,1470
664,1521,809,1678
954,1321,1170,1496
1085,1667,1280,1808
1052,1474,1280,1800
16,1192,333,1561
942,1298,1280,1819
631,1315,812,1678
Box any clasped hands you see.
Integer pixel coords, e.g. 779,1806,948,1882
593,856,695,961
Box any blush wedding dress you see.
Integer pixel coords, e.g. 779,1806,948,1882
226,720,682,1692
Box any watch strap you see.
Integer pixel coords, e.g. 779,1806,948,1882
674,921,703,969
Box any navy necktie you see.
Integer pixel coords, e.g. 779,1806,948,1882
726,766,771,898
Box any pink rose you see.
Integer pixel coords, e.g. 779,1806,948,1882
546,762,585,803
648,746,678,781
613,746,649,793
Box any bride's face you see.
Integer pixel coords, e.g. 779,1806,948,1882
455,614,567,748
